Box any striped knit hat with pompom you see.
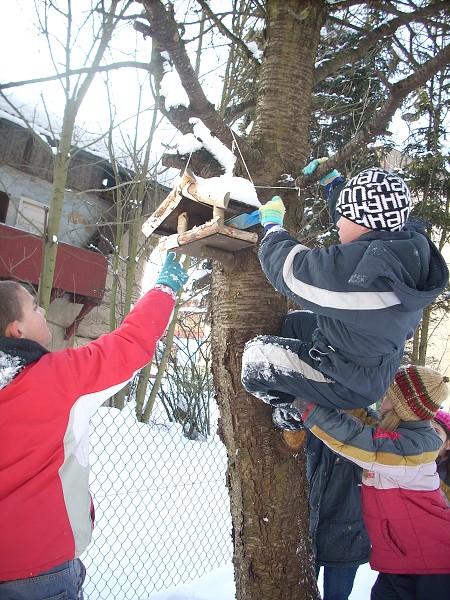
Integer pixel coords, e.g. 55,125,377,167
387,365,449,422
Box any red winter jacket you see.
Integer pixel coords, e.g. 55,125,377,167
0,287,175,582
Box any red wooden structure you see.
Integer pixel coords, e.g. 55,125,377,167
0,223,107,339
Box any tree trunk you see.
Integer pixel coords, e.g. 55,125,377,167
211,248,319,600
38,99,77,310
208,3,327,597
251,0,326,180
133,1,450,597
418,304,432,366
37,0,122,310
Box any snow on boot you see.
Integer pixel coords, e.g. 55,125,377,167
272,404,305,431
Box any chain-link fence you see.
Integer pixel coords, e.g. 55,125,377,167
82,399,232,600
81,290,232,600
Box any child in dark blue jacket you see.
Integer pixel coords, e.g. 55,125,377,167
307,421,372,600
280,309,371,599
241,164,448,429
294,364,450,600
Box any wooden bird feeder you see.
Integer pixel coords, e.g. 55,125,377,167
142,170,258,263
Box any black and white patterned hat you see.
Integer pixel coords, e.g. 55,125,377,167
335,168,411,231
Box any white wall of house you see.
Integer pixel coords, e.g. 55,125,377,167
0,162,111,245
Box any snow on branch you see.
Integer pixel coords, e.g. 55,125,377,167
160,52,190,111
177,117,237,175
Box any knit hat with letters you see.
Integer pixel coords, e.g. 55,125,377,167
387,365,449,421
335,168,411,231
434,409,450,435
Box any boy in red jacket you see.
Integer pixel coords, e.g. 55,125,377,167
0,253,187,600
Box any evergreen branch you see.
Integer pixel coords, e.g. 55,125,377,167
310,42,450,182
314,1,450,85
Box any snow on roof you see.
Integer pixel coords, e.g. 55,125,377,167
0,90,113,161
194,173,259,206
0,91,62,151
0,91,259,206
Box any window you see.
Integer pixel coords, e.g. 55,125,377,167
15,196,49,235
0,190,9,222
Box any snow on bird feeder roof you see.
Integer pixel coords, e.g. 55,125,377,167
141,169,259,263
141,118,260,263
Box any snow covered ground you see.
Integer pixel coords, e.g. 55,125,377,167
83,404,377,600
83,404,231,599
142,561,378,600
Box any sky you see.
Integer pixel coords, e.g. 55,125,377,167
0,1,187,174
0,1,414,195
85,402,378,600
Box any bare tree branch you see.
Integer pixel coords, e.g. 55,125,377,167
138,0,262,172
0,61,151,90
196,0,261,67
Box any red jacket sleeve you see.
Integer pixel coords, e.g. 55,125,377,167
46,286,176,411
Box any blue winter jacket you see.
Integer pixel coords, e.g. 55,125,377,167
307,409,373,567
259,218,448,403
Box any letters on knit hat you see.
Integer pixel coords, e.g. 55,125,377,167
335,168,411,231
387,365,449,422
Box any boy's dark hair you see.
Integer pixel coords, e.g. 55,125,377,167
0,281,25,337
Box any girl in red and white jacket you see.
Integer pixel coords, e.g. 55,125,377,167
432,409,450,505
292,364,450,600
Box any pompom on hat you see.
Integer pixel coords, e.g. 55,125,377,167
335,168,411,231
387,365,449,422
434,409,450,435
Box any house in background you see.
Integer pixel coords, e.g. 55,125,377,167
0,98,167,350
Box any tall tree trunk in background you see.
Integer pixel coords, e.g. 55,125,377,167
418,305,431,366
38,99,76,309
37,0,122,310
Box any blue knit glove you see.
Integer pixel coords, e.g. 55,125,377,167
302,157,329,175
155,252,188,294
259,196,285,227
303,157,340,186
